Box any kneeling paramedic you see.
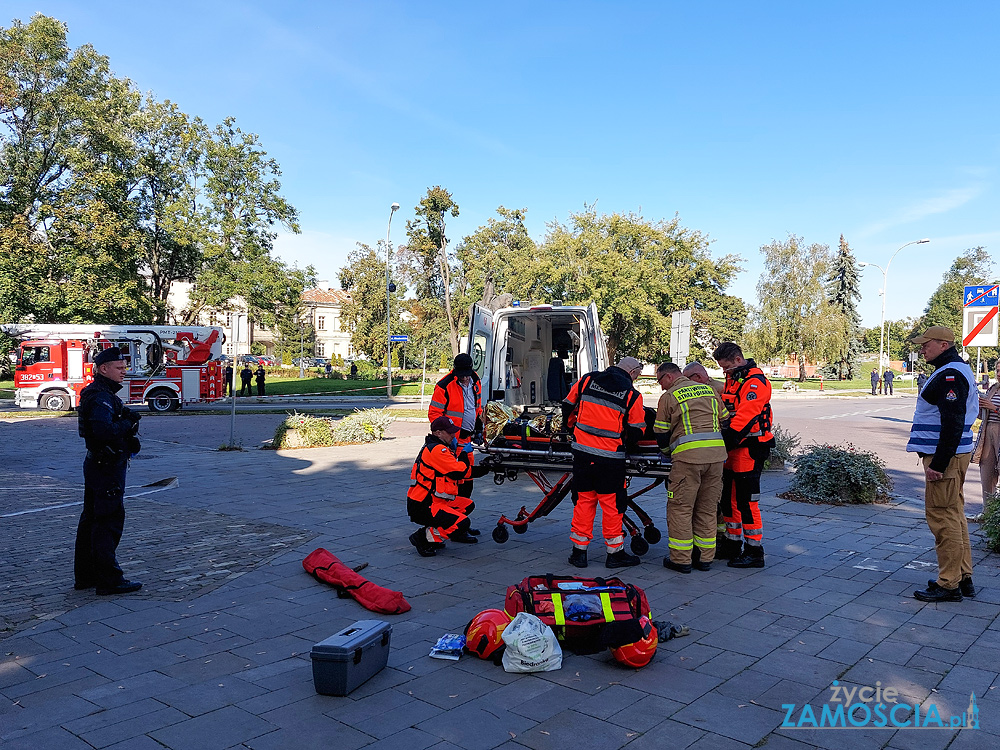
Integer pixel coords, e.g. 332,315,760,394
563,356,647,569
407,416,491,557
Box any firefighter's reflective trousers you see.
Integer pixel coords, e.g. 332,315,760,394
667,459,724,564
570,451,626,553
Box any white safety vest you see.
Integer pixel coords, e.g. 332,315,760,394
905,362,978,454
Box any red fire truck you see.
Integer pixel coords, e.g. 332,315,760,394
2,324,227,412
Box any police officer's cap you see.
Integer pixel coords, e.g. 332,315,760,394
94,347,124,367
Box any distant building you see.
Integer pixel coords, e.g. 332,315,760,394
164,280,353,360
301,284,354,360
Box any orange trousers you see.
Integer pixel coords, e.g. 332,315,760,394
570,491,625,553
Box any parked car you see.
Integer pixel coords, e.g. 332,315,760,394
312,358,329,368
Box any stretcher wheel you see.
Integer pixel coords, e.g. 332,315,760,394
493,473,505,486
513,523,528,534
630,536,650,556
492,526,510,544
506,469,518,482
644,526,662,544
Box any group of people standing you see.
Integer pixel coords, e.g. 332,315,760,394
405,343,776,577
870,368,896,395
223,362,266,396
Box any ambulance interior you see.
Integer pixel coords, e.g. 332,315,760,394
483,309,604,408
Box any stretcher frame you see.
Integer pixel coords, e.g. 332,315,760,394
478,441,670,556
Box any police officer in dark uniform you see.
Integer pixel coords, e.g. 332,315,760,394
74,347,143,595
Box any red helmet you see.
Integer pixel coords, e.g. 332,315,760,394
465,609,512,659
611,616,658,668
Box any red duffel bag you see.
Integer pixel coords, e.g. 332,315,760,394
303,548,411,615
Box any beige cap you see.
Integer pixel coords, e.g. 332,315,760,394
616,356,643,373
910,325,955,345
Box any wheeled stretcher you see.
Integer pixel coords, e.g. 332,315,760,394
478,433,669,556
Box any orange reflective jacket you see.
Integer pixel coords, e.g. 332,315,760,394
721,360,773,447
407,435,475,504
428,371,483,432
563,367,646,459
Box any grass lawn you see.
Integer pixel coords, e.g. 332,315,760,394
262,376,435,397
772,375,918,392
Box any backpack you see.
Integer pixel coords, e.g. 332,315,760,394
504,574,651,654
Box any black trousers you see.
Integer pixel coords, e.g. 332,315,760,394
74,454,128,588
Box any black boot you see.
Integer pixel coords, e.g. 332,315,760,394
568,547,588,568
913,582,962,602
409,529,438,557
606,550,641,568
960,576,977,598
715,536,742,560
449,529,479,544
728,544,764,568
691,547,712,572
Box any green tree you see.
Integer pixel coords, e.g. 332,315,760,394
131,97,206,322
338,243,405,362
0,13,150,323
187,117,308,339
454,206,537,311
916,247,996,368
525,208,742,362
399,186,461,354
748,235,846,381
825,234,864,379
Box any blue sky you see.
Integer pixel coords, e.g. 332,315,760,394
8,1,999,327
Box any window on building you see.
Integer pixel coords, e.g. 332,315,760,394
318,316,325,330
226,344,233,355
332,316,340,332
226,312,232,328
316,342,325,356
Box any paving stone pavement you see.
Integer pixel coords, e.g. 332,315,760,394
1,415,1000,750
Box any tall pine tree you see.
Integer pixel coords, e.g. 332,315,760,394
825,235,863,379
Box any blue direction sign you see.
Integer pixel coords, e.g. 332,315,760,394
389,334,409,343
964,285,999,307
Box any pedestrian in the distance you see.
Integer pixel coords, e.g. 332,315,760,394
870,368,880,396
74,347,143,596
907,326,978,603
883,369,895,396
240,364,253,396
981,372,990,391
350,362,358,380
255,365,266,396
225,364,234,396
325,362,333,378
971,360,1000,518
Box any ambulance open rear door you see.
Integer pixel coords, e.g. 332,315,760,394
467,303,495,398
585,302,609,371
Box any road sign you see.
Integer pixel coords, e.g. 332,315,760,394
964,307,999,347
964,285,999,307
389,334,409,343
669,310,691,366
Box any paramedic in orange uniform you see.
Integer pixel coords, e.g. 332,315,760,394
429,353,484,533
712,342,775,568
562,356,647,569
407,416,490,557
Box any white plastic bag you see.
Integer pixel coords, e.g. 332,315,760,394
501,612,563,673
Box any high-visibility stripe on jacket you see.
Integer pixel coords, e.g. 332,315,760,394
653,376,728,464
906,362,978,455
721,360,774,447
428,370,482,432
563,367,646,460
407,435,475,504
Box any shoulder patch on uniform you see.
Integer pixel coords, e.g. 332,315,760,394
945,375,956,381
749,383,758,388
746,392,758,401
945,390,958,401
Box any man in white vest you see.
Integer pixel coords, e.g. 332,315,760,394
906,326,979,602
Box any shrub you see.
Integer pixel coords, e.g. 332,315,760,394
979,490,1000,552
765,424,800,470
354,360,380,381
270,408,395,448
783,442,893,504
331,408,395,443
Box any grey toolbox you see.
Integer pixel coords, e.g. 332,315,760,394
311,620,392,696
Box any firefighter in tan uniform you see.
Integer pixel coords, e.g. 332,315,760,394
653,362,729,573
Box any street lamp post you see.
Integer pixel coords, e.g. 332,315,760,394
386,202,400,397
860,238,930,374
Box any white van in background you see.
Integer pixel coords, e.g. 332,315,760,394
466,302,609,407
